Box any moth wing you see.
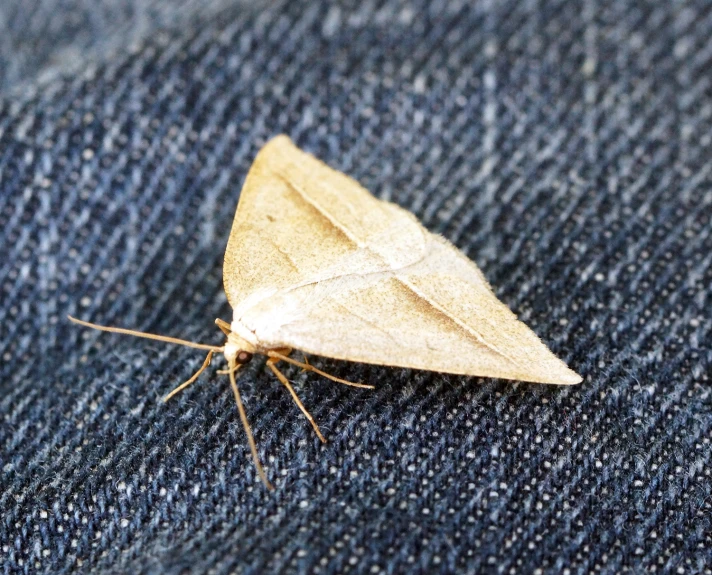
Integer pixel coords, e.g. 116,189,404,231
225,135,581,384
242,232,581,385
224,135,427,316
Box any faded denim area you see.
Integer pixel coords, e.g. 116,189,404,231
0,1,710,574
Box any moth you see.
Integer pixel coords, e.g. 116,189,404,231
70,135,581,489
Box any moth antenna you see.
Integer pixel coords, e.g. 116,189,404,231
266,351,375,389
227,357,274,490
68,315,224,352
266,357,326,443
163,350,215,402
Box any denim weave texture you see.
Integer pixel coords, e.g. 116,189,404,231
0,1,711,574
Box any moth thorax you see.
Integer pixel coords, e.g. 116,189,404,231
229,318,260,348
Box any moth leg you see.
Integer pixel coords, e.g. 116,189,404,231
267,351,374,389
266,357,327,444
216,363,240,375
226,358,273,490
215,318,231,336
163,349,214,402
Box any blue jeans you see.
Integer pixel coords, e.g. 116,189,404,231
0,0,710,573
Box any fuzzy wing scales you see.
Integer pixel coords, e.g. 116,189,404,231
224,136,581,384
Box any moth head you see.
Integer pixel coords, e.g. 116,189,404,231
224,331,257,363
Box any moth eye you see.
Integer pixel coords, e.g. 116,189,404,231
236,351,254,365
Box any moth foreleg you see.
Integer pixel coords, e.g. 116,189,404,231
215,318,231,336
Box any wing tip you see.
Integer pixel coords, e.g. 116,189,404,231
553,369,584,386
507,354,583,385
264,133,294,150
534,363,583,385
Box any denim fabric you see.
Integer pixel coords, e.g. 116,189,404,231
1,1,711,574
0,0,243,93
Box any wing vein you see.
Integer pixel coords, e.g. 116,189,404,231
275,172,366,248
397,277,525,369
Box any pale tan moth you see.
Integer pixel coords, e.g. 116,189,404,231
70,135,581,489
